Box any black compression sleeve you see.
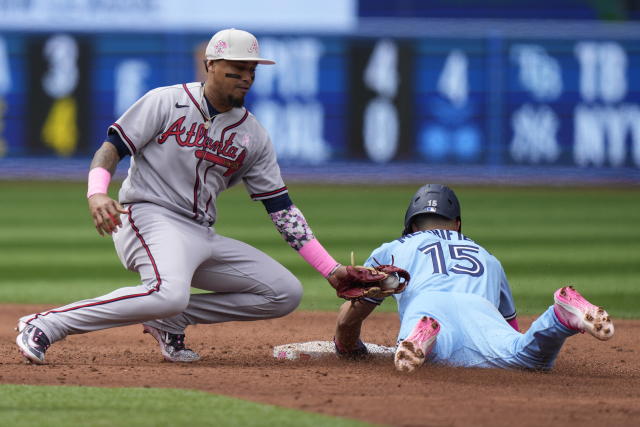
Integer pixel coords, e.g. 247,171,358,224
106,130,131,159
261,193,293,213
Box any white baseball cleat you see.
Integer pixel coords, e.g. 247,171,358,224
16,324,50,365
394,316,440,373
142,324,201,363
553,286,614,341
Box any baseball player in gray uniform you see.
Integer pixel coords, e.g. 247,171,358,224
16,28,348,364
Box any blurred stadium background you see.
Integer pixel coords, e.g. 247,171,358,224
0,0,639,183
0,1,638,316
1,3,639,425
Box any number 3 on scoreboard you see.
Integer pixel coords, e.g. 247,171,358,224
418,242,485,277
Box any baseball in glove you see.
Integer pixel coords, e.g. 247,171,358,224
330,254,410,300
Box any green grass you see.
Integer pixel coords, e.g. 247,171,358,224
0,385,373,427
0,181,638,317
0,181,637,426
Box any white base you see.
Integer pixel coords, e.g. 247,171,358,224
273,340,395,360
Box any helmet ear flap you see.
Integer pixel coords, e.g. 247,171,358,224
402,196,419,236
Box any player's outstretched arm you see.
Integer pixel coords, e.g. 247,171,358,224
87,142,129,236
263,198,342,279
334,299,377,358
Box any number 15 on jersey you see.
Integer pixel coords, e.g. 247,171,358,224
418,242,485,277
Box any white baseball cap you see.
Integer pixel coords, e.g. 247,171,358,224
205,28,275,65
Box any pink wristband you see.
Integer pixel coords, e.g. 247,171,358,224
507,317,519,332
298,238,340,278
87,167,111,198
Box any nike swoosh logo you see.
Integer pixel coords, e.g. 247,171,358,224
175,102,189,108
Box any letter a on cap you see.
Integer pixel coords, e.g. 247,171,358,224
205,28,275,65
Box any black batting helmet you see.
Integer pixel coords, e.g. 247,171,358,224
402,184,461,236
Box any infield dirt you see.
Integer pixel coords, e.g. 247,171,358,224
2,305,638,427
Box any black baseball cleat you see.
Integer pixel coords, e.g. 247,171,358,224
142,324,200,363
16,324,51,365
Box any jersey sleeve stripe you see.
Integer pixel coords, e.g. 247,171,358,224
251,186,289,200
503,311,517,320
110,123,137,155
106,131,131,159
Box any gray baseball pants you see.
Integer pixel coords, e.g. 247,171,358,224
27,202,303,343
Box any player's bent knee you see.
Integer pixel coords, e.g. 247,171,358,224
271,276,303,317
151,285,190,318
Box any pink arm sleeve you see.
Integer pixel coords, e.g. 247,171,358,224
268,204,339,277
298,238,340,278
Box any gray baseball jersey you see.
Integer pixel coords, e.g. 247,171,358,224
21,82,303,346
111,82,287,225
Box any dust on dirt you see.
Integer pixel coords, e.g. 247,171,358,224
1,305,638,426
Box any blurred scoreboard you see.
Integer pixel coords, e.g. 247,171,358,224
0,31,639,170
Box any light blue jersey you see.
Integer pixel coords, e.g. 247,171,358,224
366,229,516,323
366,229,577,370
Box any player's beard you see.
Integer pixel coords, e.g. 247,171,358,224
227,94,245,108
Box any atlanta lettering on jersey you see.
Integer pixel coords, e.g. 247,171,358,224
157,116,246,176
